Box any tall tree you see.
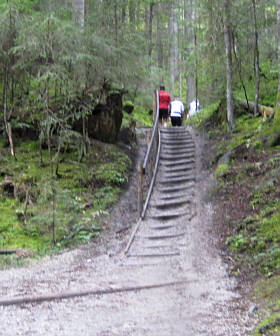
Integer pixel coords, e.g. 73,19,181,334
252,0,260,116
276,0,280,122
72,0,85,27
148,1,155,66
169,0,179,96
129,0,136,24
223,0,234,131
184,0,196,106
156,2,164,69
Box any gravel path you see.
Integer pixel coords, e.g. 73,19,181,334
0,127,258,335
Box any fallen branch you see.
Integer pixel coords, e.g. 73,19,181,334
0,250,17,255
0,249,34,257
0,280,187,307
238,99,274,118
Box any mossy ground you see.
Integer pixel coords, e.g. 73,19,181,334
0,137,132,268
189,104,280,335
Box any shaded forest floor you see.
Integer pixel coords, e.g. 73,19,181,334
201,113,280,335
0,134,136,264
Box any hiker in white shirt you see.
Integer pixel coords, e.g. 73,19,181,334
188,99,200,118
169,97,184,126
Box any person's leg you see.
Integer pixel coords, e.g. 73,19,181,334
159,110,163,126
163,109,169,127
178,117,182,126
173,117,181,126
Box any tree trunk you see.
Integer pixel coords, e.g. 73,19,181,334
238,99,274,117
275,0,280,123
169,2,179,96
148,2,154,66
72,0,85,28
156,3,164,69
223,0,234,131
184,0,196,106
2,66,16,159
252,0,260,116
121,0,127,24
114,1,119,48
232,32,250,109
72,0,85,85
129,0,135,24
194,30,198,109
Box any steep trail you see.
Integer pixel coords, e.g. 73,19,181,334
124,127,196,263
0,127,256,335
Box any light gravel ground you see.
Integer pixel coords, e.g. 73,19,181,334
0,127,259,335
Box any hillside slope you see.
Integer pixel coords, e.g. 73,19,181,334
192,102,280,335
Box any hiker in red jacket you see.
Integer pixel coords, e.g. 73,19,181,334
158,85,171,127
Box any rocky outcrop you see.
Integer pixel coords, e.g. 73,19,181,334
88,92,123,143
74,92,123,143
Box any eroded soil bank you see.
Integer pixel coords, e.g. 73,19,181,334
0,127,259,335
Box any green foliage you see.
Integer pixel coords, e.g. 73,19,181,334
94,150,131,186
95,153,130,186
214,164,230,180
131,105,153,126
93,186,120,211
227,114,263,151
0,0,38,14
226,234,250,252
0,139,132,265
234,61,278,107
253,277,280,335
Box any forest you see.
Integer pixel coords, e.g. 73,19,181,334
0,0,280,332
0,0,280,333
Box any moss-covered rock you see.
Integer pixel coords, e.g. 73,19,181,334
214,163,230,180
74,92,123,143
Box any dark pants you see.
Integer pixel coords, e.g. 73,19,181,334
171,116,182,126
159,108,169,120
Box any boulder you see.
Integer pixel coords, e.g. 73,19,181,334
88,93,123,143
74,92,123,143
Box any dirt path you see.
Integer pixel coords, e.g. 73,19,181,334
0,127,257,335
